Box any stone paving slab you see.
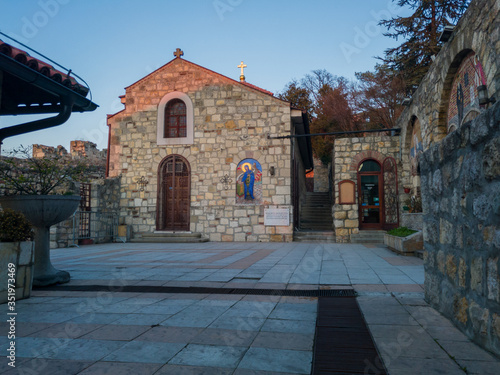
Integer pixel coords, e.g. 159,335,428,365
1,242,499,374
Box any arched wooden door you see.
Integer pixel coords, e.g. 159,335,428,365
157,155,190,231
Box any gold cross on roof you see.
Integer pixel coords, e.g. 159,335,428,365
238,61,247,82
174,48,184,58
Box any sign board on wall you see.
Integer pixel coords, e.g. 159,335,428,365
264,208,290,226
339,180,355,204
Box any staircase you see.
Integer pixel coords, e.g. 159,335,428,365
294,192,335,242
130,232,209,243
350,230,385,244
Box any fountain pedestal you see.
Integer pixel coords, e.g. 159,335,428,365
0,195,80,286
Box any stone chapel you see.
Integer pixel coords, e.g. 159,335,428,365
106,50,313,242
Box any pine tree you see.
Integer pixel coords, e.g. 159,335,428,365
380,0,470,93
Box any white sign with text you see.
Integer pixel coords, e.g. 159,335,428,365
264,208,290,226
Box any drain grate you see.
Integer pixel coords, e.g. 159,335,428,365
36,284,356,297
311,297,387,374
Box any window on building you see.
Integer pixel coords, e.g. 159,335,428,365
359,160,381,172
157,92,194,146
164,99,187,138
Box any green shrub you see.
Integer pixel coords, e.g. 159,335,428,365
387,227,417,237
0,209,33,242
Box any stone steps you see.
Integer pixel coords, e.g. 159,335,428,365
130,232,209,243
298,192,333,233
350,230,386,244
293,231,336,243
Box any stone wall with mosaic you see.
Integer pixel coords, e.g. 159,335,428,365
397,0,499,206
107,58,298,242
394,0,500,356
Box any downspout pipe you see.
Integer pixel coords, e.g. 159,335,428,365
0,97,73,153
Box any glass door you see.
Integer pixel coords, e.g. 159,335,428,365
358,160,383,230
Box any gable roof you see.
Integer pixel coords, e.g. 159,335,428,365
125,56,283,101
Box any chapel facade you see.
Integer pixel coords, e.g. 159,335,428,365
106,51,312,242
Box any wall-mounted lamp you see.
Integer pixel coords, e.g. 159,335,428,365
137,176,149,192
269,166,275,176
478,85,496,105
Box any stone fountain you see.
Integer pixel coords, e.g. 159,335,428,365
0,195,80,286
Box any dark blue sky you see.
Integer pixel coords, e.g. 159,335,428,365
0,0,407,152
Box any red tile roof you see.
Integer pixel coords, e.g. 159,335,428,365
0,39,89,97
240,81,274,96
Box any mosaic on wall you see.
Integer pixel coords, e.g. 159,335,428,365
410,118,423,177
382,157,398,226
236,158,263,205
447,51,486,132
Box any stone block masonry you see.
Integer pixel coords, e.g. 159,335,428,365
421,101,500,357
332,136,400,243
107,58,299,242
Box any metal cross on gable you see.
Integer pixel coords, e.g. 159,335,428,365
238,61,247,82
174,48,184,58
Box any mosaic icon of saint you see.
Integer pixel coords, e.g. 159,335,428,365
242,164,255,199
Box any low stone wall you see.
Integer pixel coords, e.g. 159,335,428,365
0,241,34,303
420,102,500,356
49,177,121,248
384,232,423,256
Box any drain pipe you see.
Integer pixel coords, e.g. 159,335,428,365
0,97,74,154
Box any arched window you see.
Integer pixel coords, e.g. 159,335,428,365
358,160,381,172
157,91,194,145
164,99,186,138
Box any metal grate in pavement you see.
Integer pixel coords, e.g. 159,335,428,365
35,285,356,297
35,284,356,297
311,297,387,374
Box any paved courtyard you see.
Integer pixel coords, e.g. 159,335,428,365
1,242,499,374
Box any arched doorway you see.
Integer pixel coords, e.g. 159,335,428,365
358,159,383,230
157,155,190,231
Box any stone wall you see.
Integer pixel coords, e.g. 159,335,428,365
0,242,34,303
420,102,500,356
49,178,121,248
70,140,107,167
312,156,329,193
332,135,400,243
32,144,67,158
392,0,500,356
397,0,499,197
108,58,301,242
400,213,423,231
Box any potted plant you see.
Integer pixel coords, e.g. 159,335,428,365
0,209,35,302
0,146,91,286
384,226,423,255
403,196,422,213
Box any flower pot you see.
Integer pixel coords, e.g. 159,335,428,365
404,188,411,194
0,195,80,286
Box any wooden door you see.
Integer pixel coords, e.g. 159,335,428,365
157,155,190,231
358,160,383,230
